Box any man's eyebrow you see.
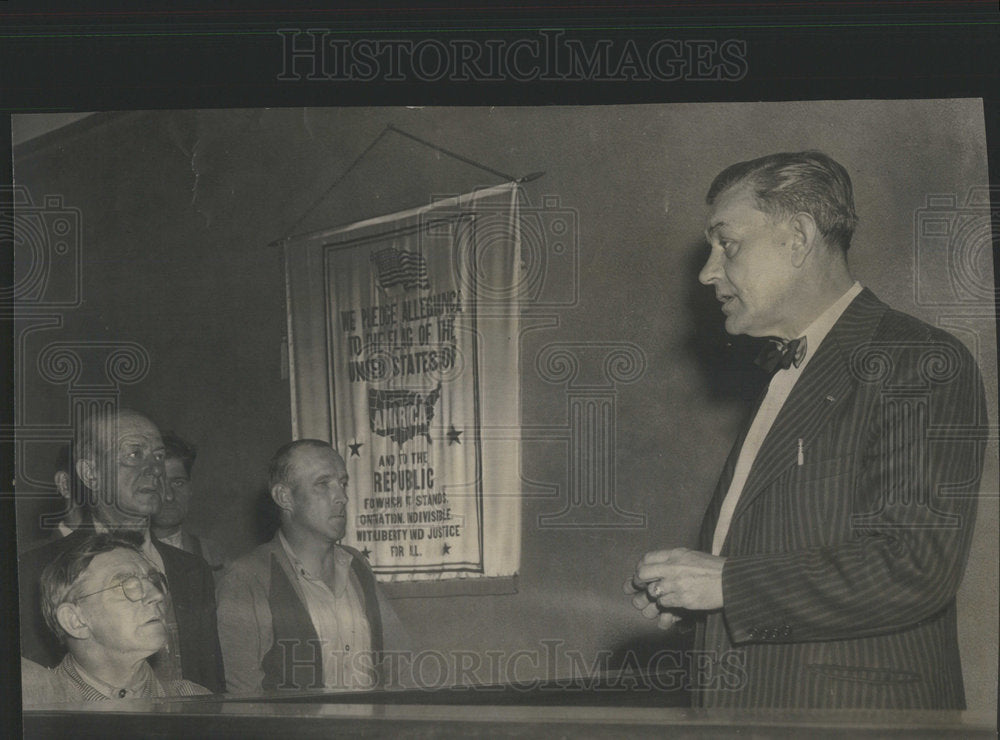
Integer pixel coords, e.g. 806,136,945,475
104,567,140,583
118,435,155,446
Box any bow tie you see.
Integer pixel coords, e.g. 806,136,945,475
755,336,807,374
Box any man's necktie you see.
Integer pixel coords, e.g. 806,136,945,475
754,336,807,374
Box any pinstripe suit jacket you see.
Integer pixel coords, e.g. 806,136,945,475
695,288,987,708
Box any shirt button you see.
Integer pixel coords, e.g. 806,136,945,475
345,645,350,651
118,689,127,698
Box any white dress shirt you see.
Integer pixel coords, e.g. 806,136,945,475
712,282,863,555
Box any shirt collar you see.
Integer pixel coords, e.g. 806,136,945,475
158,529,185,550
91,518,147,540
66,653,152,699
278,529,349,596
795,281,862,371
93,520,163,570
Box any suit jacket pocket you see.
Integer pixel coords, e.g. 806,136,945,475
797,453,854,484
781,456,855,548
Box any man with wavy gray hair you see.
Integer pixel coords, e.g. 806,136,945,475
22,532,211,703
626,151,987,708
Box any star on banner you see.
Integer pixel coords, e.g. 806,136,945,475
447,425,462,445
442,543,451,555
361,547,372,559
349,440,363,457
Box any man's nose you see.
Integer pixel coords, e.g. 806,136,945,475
145,457,164,479
699,246,722,285
163,485,175,502
144,578,166,605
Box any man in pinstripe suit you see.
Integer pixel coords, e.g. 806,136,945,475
627,151,987,708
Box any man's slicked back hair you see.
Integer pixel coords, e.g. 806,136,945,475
706,150,859,252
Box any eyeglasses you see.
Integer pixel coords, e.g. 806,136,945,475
75,571,169,603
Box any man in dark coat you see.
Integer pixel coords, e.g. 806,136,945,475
627,151,987,708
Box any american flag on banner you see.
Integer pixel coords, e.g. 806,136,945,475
371,246,430,290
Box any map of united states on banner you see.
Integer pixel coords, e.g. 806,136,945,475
284,183,521,582
320,190,528,578
367,383,442,446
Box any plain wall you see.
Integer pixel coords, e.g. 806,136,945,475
12,100,997,709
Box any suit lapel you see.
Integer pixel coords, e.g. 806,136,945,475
154,538,195,600
727,289,886,528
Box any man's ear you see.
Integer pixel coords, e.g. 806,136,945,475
788,212,819,268
75,458,100,492
54,471,71,500
271,483,293,514
55,602,91,641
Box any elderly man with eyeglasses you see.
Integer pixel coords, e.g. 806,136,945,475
22,533,211,703
19,408,225,693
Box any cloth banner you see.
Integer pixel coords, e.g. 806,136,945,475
284,183,521,580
